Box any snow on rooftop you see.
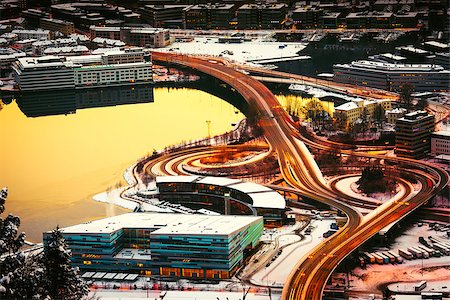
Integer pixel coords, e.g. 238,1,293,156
335,102,359,111
248,191,285,209
346,60,446,72
424,40,449,49
228,181,272,193
432,130,450,137
156,175,199,183
59,213,262,236
163,37,306,64
156,176,285,209
196,176,241,186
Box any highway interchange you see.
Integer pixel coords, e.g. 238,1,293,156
148,52,449,299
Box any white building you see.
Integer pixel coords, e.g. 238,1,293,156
13,49,152,91
386,107,407,124
11,29,51,40
431,129,450,156
334,60,450,92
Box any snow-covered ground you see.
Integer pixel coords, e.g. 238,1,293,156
91,290,280,300
348,222,450,294
289,83,364,102
162,37,307,64
251,219,334,286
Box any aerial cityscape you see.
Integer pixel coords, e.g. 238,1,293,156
0,0,449,299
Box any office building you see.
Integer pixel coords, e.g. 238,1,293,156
292,7,323,29
13,48,152,91
185,3,234,29
40,18,75,36
150,176,286,226
237,3,287,29
90,26,171,48
431,129,450,156
334,60,450,92
395,111,435,158
139,5,190,28
43,213,263,279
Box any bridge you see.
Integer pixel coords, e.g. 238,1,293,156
151,51,448,299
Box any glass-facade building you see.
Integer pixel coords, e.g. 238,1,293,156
43,213,263,279
140,176,286,226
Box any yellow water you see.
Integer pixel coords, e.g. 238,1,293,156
0,87,243,242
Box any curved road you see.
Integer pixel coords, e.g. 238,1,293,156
151,52,449,299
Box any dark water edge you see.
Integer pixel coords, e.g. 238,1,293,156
275,32,422,77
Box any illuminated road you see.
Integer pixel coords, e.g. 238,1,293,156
151,52,449,299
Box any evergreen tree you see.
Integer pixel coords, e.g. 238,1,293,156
0,187,27,296
43,227,88,300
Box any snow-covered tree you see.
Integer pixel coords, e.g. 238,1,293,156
1,189,90,299
43,227,88,300
0,187,27,296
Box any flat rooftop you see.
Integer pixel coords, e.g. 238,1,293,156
337,60,447,72
432,130,450,138
59,213,262,236
156,176,285,209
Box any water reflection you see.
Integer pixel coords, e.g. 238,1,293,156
16,84,154,118
0,84,243,242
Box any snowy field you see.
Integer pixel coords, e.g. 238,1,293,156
162,37,307,63
91,290,279,300
251,219,334,286
349,222,450,294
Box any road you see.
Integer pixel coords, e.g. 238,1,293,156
151,52,449,299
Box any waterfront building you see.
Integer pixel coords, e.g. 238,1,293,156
11,29,50,40
320,12,342,28
431,129,450,157
149,176,286,226
13,49,152,91
185,3,235,29
40,18,75,36
89,26,171,48
394,12,419,28
395,111,435,158
139,5,190,28
395,46,430,62
333,60,450,92
346,12,394,28
292,7,323,29
334,99,391,126
237,3,287,29
43,213,263,279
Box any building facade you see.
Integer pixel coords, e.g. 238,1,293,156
13,49,152,91
185,4,234,29
395,111,435,158
139,5,189,28
334,60,450,92
148,176,286,226
40,18,75,36
90,26,171,48
43,213,263,279
431,130,450,156
237,3,287,29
